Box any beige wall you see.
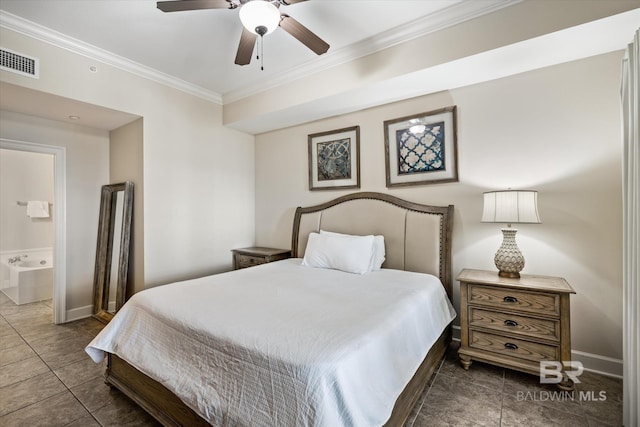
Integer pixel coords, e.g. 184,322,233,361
0,111,110,309
110,118,144,296
0,26,255,309
255,52,624,368
224,0,638,133
0,2,625,373
0,149,54,252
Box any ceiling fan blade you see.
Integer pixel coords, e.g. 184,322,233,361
279,15,329,56
235,28,257,65
157,0,232,13
280,0,309,4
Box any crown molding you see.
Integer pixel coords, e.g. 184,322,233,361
0,10,223,105
1,2,520,107
222,0,523,103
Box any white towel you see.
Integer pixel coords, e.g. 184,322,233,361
26,201,50,218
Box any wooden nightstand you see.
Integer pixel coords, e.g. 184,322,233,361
231,247,291,270
457,268,575,389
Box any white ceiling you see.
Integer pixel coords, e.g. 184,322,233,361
0,1,638,133
0,81,140,130
0,0,501,100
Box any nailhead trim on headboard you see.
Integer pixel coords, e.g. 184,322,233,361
291,192,454,301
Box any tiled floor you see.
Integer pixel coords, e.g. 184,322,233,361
0,293,160,427
405,342,623,427
1,292,622,427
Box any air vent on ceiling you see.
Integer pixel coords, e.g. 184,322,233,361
0,48,39,79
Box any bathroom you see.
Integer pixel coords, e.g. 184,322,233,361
0,148,54,308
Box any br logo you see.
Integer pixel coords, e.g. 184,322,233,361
539,361,583,384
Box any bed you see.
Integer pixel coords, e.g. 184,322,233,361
86,192,455,427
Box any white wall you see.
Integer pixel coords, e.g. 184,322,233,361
0,111,110,309
224,0,638,133
255,52,624,371
110,118,144,296
141,95,255,287
0,149,54,252
1,26,255,310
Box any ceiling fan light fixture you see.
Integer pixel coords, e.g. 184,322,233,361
239,1,281,36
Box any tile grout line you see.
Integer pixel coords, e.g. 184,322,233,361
419,355,446,416
498,368,505,427
0,312,67,417
404,350,448,427
0,302,104,426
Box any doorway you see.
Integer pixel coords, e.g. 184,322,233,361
0,138,67,324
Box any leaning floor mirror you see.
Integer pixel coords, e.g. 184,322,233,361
93,181,134,324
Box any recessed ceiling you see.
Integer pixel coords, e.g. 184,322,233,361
0,1,638,133
0,81,140,130
0,0,513,101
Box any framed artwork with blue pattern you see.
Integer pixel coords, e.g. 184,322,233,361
308,126,360,191
384,106,458,187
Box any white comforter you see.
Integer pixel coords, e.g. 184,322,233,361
86,259,456,427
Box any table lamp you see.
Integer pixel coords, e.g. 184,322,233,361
481,190,541,278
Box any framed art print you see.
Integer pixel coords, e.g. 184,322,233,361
308,126,360,191
384,106,458,187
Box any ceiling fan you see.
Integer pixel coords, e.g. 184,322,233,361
156,0,330,67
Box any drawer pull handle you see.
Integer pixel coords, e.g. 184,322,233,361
503,296,518,303
504,342,519,350
504,319,518,327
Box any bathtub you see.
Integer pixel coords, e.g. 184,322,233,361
0,248,53,305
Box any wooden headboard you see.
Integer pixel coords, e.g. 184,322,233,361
291,192,454,300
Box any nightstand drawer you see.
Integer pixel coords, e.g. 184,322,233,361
470,330,559,363
469,285,559,316
469,308,559,342
232,247,291,270
457,269,574,384
236,254,265,267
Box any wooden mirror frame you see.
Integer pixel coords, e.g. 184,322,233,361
92,181,134,324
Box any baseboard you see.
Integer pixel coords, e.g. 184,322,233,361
572,350,623,379
65,304,93,322
449,325,622,378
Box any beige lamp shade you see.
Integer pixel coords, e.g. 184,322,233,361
482,190,540,278
482,190,541,225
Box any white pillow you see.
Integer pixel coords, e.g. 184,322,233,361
302,232,375,274
371,235,386,270
320,230,386,271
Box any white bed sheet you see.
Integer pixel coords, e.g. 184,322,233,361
86,259,456,427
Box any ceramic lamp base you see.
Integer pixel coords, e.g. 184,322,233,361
499,270,522,278
494,228,525,278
